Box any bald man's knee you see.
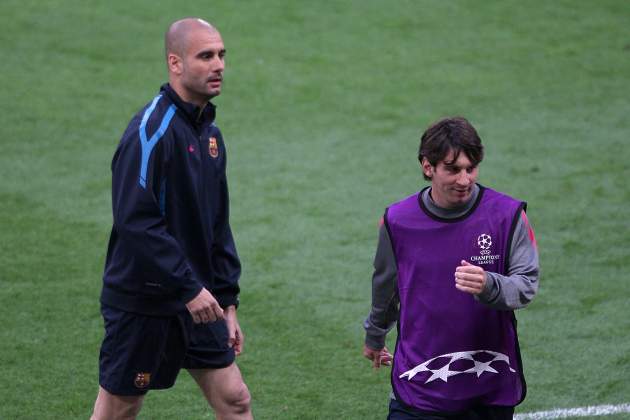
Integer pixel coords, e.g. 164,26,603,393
225,381,251,414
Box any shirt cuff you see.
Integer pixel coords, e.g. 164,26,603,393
476,272,500,304
365,333,386,351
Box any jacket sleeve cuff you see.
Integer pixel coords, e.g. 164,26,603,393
180,282,204,305
215,293,239,309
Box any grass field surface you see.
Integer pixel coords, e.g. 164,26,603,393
1,1,629,419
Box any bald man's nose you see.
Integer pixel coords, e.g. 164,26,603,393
212,56,225,71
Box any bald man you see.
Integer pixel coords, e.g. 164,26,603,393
91,18,252,419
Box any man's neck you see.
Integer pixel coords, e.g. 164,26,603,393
422,184,480,219
168,80,209,108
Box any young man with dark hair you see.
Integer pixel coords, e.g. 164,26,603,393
363,117,539,420
91,18,252,420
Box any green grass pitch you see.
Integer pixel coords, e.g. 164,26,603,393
1,1,629,418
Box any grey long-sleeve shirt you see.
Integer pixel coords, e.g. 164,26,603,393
364,184,539,350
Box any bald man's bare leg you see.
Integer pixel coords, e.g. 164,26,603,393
188,364,252,420
91,386,145,420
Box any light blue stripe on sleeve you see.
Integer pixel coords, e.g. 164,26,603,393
138,95,177,188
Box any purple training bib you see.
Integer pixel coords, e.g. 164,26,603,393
386,186,526,412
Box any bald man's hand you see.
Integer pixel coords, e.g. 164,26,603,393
186,288,224,323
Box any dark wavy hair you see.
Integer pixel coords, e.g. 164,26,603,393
418,117,484,180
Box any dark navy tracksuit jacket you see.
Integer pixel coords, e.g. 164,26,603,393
101,84,240,316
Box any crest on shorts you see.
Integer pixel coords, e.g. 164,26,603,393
134,372,151,389
209,137,219,158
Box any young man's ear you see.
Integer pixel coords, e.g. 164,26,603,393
421,158,433,179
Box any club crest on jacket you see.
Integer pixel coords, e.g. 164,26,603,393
209,137,219,158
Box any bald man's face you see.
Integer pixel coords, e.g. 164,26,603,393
169,28,225,105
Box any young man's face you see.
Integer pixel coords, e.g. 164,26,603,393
178,28,226,104
422,149,479,209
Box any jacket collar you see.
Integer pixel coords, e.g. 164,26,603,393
160,83,217,125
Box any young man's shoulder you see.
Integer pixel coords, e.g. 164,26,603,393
388,190,423,209
480,186,525,208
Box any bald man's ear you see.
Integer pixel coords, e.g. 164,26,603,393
167,53,184,75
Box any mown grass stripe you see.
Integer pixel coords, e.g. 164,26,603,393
516,403,630,419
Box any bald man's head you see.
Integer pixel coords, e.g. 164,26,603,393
165,18,218,60
164,18,226,106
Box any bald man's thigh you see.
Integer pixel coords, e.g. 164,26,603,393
91,386,145,420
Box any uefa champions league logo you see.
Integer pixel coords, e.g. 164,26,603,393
399,350,516,384
477,233,492,250
470,233,499,265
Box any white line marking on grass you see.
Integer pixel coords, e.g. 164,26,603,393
515,403,630,419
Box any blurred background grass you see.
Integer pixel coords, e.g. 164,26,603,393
1,1,629,418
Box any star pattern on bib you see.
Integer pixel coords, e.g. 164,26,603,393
400,350,516,384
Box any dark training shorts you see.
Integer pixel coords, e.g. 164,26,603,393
182,317,235,370
98,305,235,396
387,398,515,420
